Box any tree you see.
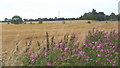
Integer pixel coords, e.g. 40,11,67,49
4,18,8,22
110,12,117,21
11,15,23,24
38,18,43,24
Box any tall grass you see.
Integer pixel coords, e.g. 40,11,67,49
21,29,119,66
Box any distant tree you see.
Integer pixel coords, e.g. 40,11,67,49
54,17,57,21
24,19,29,21
110,12,117,21
4,18,8,22
38,18,43,24
92,9,97,14
11,15,23,24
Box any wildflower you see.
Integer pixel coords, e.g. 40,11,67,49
64,47,69,50
113,61,116,64
104,42,108,45
92,46,95,49
95,60,98,62
71,33,76,37
105,55,108,57
85,58,89,62
74,42,79,46
110,55,112,57
109,43,113,45
44,52,47,56
31,59,35,63
88,43,92,45
100,49,104,52
46,62,51,66
72,49,75,52
85,45,88,48
58,55,63,59
106,58,112,62
59,43,63,46
97,46,101,48
78,47,82,50
115,52,119,54
77,51,85,55
54,44,59,47
97,54,101,57
112,64,116,66
92,41,97,44
59,49,63,52
30,54,38,58
83,43,86,46
85,56,89,59
26,51,32,54
90,59,93,61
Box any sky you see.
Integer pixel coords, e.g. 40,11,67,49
0,0,120,21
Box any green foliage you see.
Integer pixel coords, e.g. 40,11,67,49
11,15,23,24
80,9,118,21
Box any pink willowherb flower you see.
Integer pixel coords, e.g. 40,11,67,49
26,51,32,54
59,43,63,46
95,60,98,62
83,43,86,46
31,58,35,63
110,55,112,57
115,52,119,54
112,64,116,66
30,54,38,58
78,47,82,50
54,44,59,47
72,49,75,52
106,58,112,62
88,43,92,45
105,55,108,57
97,54,101,57
77,51,85,55
90,59,93,61
44,52,47,56
92,46,95,49
46,62,51,66
100,49,104,52
92,41,97,44
64,47,69,50
71,33,76,37
74,42,79,46
59,49,63,52
85,58,89,62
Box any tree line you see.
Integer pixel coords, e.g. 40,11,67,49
3,9,120,24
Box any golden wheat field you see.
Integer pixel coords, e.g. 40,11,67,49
1,20,118,66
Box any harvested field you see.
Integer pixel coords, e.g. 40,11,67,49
1,21,118,66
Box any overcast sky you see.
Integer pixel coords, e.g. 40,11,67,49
0,0,119,21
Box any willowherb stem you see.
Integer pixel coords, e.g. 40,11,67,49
37,41,40,50
51,36,54,46
46,32,49,51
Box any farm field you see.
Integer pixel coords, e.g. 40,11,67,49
1,21,118,66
